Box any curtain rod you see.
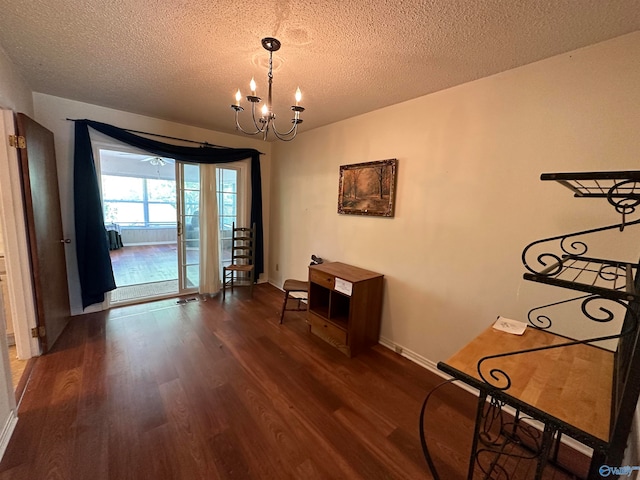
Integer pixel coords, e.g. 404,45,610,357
65,118,264,154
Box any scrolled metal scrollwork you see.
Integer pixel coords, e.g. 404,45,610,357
474,398,543,479
529,252,564,276
581,295,618,323
477,361,513,392
479,367,512,391
478,296,637,391
607,180,640,216
599,264,627,282
527,293,595,330
559,236,588,257
527,313,553,330
521,217,640,276
589,178,640,231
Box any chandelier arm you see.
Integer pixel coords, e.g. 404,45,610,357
233,108,263,136
271,121,299,141
234,124,262,136
271,119,298,138
250,102,267,133
272,131,297,142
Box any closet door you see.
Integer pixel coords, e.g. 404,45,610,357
16,113,70,352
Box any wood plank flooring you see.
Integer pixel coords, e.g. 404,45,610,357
110,244,191,286
0,284,584,479
7,345,26,390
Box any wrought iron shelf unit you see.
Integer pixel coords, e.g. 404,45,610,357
423,170,640,480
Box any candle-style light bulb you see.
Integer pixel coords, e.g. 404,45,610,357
250,78,257,96
235,89,242,106
261,104,268,117
295,87,302,105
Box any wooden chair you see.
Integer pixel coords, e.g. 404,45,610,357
279,255,324,323
222,223,256,300
279,279,309,324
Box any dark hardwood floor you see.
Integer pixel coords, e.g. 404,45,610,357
0,284,584,479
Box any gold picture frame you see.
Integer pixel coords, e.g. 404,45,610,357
338,159,397,217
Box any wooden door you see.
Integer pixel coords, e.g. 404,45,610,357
16,113,70,352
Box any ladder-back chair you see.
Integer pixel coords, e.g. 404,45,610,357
222,223,256,299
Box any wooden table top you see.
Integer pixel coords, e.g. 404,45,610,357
440,325,613,442
309,262,383,283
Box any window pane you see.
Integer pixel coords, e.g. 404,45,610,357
102,175,143,201
185,265,199,289
148,203,176,224
183,191,200,216
104,201,144,225
222,169,237,192
183,164,200,190
147,179,176,202
216,167,240,274
185,214,199,239
220,238,232,264
219,216,234,232
184,239,200,264
221,193,237,216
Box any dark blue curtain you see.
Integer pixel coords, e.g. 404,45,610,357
73,119,263,309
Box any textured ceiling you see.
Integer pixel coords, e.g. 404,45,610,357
0,1,638,140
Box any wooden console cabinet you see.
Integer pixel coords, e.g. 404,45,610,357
307,262,383,357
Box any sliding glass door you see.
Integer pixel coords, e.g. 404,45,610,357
97,147,246,303
97,148,200,304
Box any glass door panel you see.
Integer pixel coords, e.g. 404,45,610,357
178,163,200,291
217,167,239,270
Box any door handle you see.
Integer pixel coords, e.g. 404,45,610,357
60,239,71,243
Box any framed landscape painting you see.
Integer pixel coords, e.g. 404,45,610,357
338,159,397,217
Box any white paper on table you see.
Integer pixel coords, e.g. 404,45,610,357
492,316,527,335
334,277,353,296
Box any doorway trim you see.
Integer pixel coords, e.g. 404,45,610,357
0,109,39,359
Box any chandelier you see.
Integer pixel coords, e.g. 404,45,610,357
231,37,304,141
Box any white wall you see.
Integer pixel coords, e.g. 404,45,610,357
32,93,272,315
269,32,640,365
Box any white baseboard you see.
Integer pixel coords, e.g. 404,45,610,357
0,410,17,461
378,336,479,397
377,336,593,458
